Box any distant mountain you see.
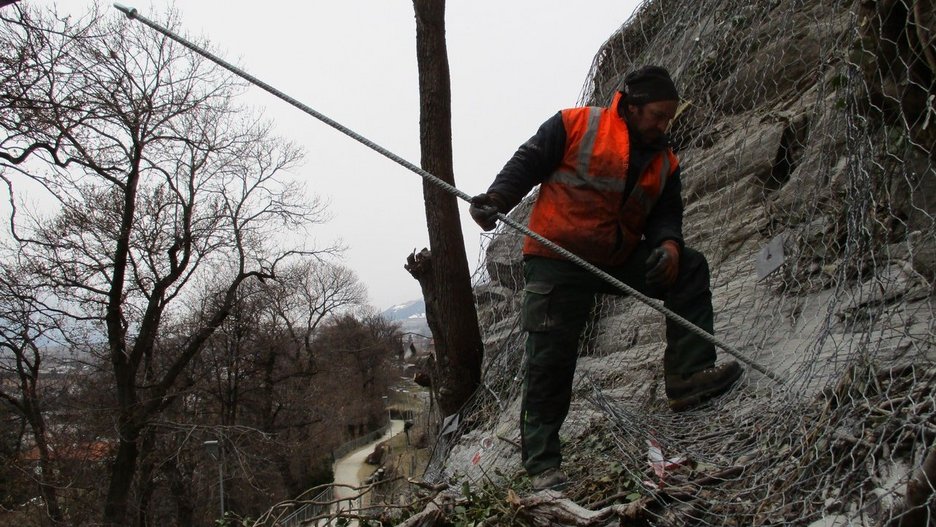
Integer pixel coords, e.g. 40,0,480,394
381,299,426,322
382,299,431,342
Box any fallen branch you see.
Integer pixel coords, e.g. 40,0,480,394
398,505,444,527
508,464,746,526
586,490,635,511
507,489,645,527
497,434,522,449
689,465,745,486
407,477,449,493
397,491,456,527
886,444,936,527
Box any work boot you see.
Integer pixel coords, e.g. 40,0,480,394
530,467,569,491
665,361,743,412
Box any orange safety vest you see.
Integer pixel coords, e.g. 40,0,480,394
523,92,679,266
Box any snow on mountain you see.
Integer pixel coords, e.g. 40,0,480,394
381,299,426,322
381,299,431,342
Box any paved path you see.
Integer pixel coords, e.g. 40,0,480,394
327,420,404,526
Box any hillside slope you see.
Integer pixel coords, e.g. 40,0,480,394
421,0,935,525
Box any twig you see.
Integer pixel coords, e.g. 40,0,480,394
407,478,449,492
497,434,521,449
587,490,635,510
913,1,936,75
885,443,936,527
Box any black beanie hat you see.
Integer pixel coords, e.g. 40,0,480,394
621,65,679,104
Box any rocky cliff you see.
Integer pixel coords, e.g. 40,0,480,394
423,1,934,525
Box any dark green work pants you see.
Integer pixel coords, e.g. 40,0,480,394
520,242,717,475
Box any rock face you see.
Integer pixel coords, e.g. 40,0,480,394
429,1,935,525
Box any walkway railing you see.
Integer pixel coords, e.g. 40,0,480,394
277,421,392,527
277,487,333,527
331,423,391,461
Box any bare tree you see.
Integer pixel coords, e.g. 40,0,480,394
243,261,368,490
309,313,402,434
0,264,64,522
253,261,366,496
409,0,484,418
264,259,367,363
125,259,368,522
0,7,330,524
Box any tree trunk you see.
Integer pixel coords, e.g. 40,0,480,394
102,420,141,525
133,431,158,527
6,374,64,524
411,0,484,418
28,412,63,523
164,462,195,527
258,343,303,499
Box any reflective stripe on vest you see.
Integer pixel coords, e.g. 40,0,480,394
575,107,602,180
550,128,672,199
630,153,672,215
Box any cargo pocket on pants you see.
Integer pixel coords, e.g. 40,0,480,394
522,282,555,332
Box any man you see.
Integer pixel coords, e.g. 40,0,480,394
469,66,742,491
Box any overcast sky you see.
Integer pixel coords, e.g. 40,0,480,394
35,1,642,310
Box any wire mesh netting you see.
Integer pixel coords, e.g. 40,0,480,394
421,0,935,525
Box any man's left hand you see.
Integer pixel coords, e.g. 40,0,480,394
645,240,680,288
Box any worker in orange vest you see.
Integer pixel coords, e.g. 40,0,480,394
470,65,742,491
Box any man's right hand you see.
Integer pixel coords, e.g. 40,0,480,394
469,193,505,231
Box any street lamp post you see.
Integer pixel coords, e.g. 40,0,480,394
203,439,225,520
382,395,391,425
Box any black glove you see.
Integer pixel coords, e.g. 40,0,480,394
645,240,680,288
469,193,505,231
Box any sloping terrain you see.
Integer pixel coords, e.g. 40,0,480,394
419,0,936,525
